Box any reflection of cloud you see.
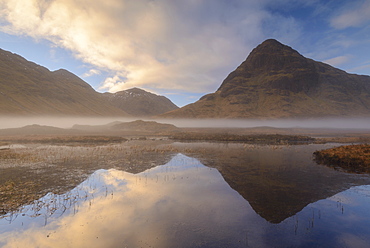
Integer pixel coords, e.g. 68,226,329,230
0,154,257,248
339,233,370,248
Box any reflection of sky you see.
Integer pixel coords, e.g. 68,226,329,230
1,154,370,248
0,154,260,247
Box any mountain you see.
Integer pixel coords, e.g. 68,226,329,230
103,88,178,117
0,124,82,136
0,48,128,116
72,120,180,133
111,120,180,133
162,39,370,118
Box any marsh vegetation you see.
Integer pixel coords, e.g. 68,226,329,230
170,132,315,144
0,122,370,247
314,144,370,173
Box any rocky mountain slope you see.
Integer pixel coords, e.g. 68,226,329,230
0,48,129,116
162,39,370,118
103,88,178,117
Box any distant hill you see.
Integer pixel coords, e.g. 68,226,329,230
0,124,81,136
0,48,128,116
72,120,180,134
103,88,178,117
162,39,370,118
111,120,179,132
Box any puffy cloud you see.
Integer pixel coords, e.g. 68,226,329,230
330,1,370,29
0,0,273,93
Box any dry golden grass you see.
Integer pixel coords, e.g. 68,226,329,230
171,132,315,144
314,144,370,173
0,180,41,215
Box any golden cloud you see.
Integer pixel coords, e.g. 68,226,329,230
0,0,267,93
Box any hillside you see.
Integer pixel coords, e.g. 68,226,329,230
103,88,178,116
161,39,370,118
0,48,128,116
72,120,180,133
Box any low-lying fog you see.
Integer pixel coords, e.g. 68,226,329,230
0,116,369,130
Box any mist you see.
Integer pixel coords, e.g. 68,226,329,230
0,116,369,130
159,118,370,130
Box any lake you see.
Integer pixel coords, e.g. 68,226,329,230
1,143,370,247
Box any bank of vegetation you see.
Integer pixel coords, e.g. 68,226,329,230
0,136,127,146
314,144,370,173
171,133,315,144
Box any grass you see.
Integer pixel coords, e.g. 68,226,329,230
0,149,35,160
170,133,315,144
314,144,370,173
0,136,127,146
0,180,42,215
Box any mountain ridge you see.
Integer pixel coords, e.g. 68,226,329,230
0,48,129,116
0,48,177,117
161,39,370,118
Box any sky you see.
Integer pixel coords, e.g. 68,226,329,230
0,0,369,107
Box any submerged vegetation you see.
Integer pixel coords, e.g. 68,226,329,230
314,144,370,173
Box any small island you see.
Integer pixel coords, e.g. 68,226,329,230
314,144,370,173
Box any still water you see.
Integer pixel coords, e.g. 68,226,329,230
1,152,370,248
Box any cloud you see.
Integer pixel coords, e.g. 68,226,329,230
330,1,370,29
349,63,370,73
323,55,351,67
0,0,272,93
0,154,258,247
0,0,312,94
82,69,101,78
100,74,127,93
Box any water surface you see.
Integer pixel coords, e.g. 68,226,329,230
1,151,370,248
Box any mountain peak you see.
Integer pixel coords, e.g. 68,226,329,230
217,39,317,96
162,39,370,119
103,87,178,117
126,87,154,95
255,39,293,51
243,39,306,72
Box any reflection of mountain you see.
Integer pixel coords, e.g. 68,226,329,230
0,144,174,216
0,154,255,247
3,142,370,227
191,143,370,223
3,153,370,247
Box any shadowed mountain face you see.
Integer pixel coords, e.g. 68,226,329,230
103,88,178,117
0,48,178,117
162,39,370,118
0,48,128,116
